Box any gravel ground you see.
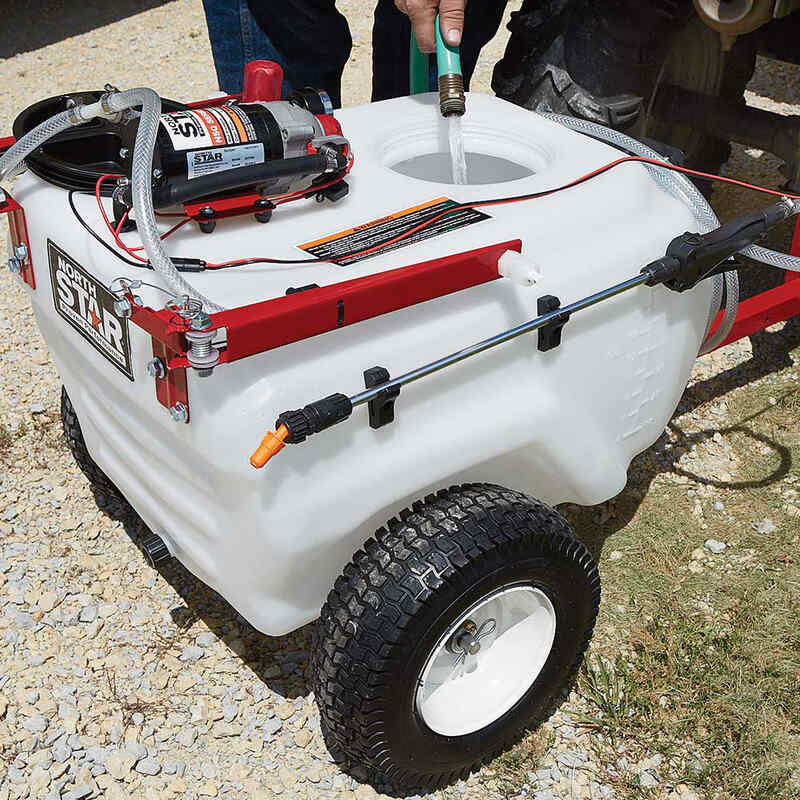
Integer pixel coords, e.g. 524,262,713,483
0,4,798,800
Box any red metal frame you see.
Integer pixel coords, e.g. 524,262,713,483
183,191,266,224
0,191,36,290
123,298,191,419
152,339,189,422
129,241,520,414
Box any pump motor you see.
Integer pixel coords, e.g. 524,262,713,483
149,90,348,201
12,85,351,216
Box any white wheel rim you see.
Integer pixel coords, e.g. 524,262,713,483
415,585,557,737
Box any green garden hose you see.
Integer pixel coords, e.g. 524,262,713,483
409,15,465,117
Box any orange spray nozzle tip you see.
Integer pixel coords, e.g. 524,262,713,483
250,424,289,469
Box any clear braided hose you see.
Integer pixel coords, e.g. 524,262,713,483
746,240,800,272
0,110,76,184
106,89,224,312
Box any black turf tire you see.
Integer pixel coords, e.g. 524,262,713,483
60,387,126,505
311,483,601,792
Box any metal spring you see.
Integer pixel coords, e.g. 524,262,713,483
189,339,213,359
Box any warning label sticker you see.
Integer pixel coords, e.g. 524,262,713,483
186,142,264,179
160,106,258,151
48,241,134,381
298,197,490,266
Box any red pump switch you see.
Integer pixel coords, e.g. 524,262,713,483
242,60,284,103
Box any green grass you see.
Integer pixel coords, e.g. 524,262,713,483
496,367,800,799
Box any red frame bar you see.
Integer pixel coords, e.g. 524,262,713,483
185,239,520,366
129,241,520,414
0,192,35,290
152,338,189,422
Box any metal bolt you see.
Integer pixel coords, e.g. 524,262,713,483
119,147,130,160
14,244,28,263
146,358,165,379
152,168,164,181
185,321,220,374
190,311,212,331
169,402,189,424
8,257,22,275
113,298,132,318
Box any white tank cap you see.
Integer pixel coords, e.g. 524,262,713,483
498,251,542,287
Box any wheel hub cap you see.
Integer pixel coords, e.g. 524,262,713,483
446,618,497,661
415,585,557,737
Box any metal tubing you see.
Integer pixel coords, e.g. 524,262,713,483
349,272,650,407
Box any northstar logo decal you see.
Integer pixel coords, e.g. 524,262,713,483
48,241,134,381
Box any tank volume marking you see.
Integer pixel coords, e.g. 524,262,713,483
619,424,646,440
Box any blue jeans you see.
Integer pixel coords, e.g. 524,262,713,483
202,0,507,105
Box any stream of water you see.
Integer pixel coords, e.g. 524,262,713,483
448,115,468,185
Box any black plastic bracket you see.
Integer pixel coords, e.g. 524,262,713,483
285,283,320,295
112,187,136,233
537,295,570,352
317,180,349,203
364,366,400,429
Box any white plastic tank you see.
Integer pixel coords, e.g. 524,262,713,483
14,93,710,635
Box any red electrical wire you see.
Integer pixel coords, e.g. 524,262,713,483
206,155,800,269
95,174,147,262
96,174,190,262
93,154,355,267
95,156,800,271
316,156,800,264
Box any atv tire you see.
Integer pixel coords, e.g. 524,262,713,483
493,0,757,176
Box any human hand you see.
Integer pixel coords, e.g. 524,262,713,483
395,0,467,54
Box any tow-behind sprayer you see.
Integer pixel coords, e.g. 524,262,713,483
3,49,800,790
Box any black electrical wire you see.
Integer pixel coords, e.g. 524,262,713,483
68,191,149,269
69,188,322,269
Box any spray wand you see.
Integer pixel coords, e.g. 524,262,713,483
249,197,798,469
